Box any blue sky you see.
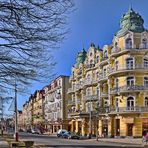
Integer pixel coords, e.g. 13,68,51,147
14,0,148,110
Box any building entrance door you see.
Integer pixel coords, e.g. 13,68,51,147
116,119,120,136
127,124,133,136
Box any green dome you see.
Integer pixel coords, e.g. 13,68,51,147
116,7,145,37
75,48,87,67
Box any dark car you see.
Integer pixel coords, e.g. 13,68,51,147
57,129,67,137
62,131,80,139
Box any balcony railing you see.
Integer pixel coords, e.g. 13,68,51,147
109,65,148,74
110,85,148,94
67,87,75,93
139,44,148,49
98,73,108,81
111,47,121,54
86,95,98,102
110,106,148,113
85,64,95,70
100,92,108,98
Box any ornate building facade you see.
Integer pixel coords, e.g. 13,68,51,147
68,8,148,138
44,76,70,133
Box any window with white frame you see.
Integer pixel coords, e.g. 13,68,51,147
126,58,134,69
127,77,134,86
144,77,148,87
96,71,99,78
144,59,148,68
86,88,91,96
96,87,99,96
87,74,90,80
125,38,132,49
96,56,99,63
142,39,147,49
145,97,148,106
127,97,134,110
104,50,108,58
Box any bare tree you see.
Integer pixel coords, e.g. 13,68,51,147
0,0,74,90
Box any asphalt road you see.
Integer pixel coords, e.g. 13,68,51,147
18,132,143,148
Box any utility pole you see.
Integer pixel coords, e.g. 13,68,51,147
14,82,18,141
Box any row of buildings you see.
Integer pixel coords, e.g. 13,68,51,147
18,8,148,138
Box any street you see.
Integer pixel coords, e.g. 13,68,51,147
17,132,144,148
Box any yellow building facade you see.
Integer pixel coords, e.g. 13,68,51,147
68,8,148,138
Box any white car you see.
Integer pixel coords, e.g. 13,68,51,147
31,129,40,134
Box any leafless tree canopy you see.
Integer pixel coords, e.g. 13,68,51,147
0,0,74,90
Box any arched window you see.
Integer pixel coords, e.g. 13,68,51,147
142,39,147,49
116,98,119,109
104,50,108,58
127,77,134,86
87,74,90,80
86,88,91,96
144,58,148,68
126,57,134,69
125,38,132,49
96,56,99,63
96,87,99,96
96,71,99,78
145,97,148,107
127,97,134,110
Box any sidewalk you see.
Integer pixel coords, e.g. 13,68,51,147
0,137,9,148
86,137,147,147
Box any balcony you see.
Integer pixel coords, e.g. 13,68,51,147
98,73,108,82
85,64,96,71
100,92,108,98
85,95,98,102
109,65,148,76
67,87,75,94
110,85,148,94
110,106,148,114
69,76,76,81
139,44,148,49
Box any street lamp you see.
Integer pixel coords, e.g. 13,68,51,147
14,82,18,141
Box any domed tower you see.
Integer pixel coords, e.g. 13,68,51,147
75,48,87,68
116,7,145,37
109,8,148,138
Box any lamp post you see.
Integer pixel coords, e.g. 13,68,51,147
89,103,92,139
14,82,18,141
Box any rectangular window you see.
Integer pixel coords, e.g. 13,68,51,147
127,77,134,86
144,77,148,87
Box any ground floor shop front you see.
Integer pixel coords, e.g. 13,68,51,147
68,113,148,138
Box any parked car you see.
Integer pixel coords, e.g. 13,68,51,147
31,129,41,134
62,131,80,139
57,129,67,137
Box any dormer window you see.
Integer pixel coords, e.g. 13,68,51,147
125,38,132,49
104,50,108,58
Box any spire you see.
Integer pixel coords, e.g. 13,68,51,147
128,3,133,12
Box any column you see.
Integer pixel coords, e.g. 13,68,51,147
81,119,86,136
75,120,79,133
99,119,103,137
71,121,74,132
